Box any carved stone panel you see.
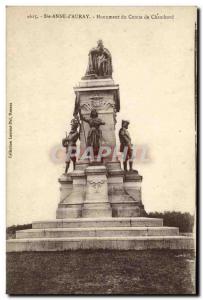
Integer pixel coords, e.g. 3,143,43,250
79,92,115,114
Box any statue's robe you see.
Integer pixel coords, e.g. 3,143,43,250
86,47,113,77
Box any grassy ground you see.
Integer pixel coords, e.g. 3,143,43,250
6,250,196,295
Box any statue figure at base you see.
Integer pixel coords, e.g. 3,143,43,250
62,118,80,174
84,40,113,79
119,120,134,172
80,109,105,159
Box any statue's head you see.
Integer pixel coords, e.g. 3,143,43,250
97,39,104,50
70,118,79,131
90,109,98,119
122,120,130,129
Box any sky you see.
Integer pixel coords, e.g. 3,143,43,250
6,6,196,226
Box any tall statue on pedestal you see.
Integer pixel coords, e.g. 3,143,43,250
119,120,134,172
62,118,80,174
84,40,113,79
8,38,192,254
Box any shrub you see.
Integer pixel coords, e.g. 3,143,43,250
148,211,195,233
6,224,32,239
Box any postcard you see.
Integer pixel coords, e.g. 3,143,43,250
6,6,197,295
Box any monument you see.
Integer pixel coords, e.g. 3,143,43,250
7,41,194,251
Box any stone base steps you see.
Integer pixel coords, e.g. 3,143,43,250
7,217,194,251
7,236,194,252
16,226,179,239
32,217,163,229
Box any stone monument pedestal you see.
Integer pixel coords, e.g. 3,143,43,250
82,165,112,218
56,170,85,219
56,159,146,219
74,78,120,163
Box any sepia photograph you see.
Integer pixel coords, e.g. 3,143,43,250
6,6,197,295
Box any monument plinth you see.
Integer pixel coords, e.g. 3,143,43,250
73,78,120,160
82,165,112,218
7,40,194,252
